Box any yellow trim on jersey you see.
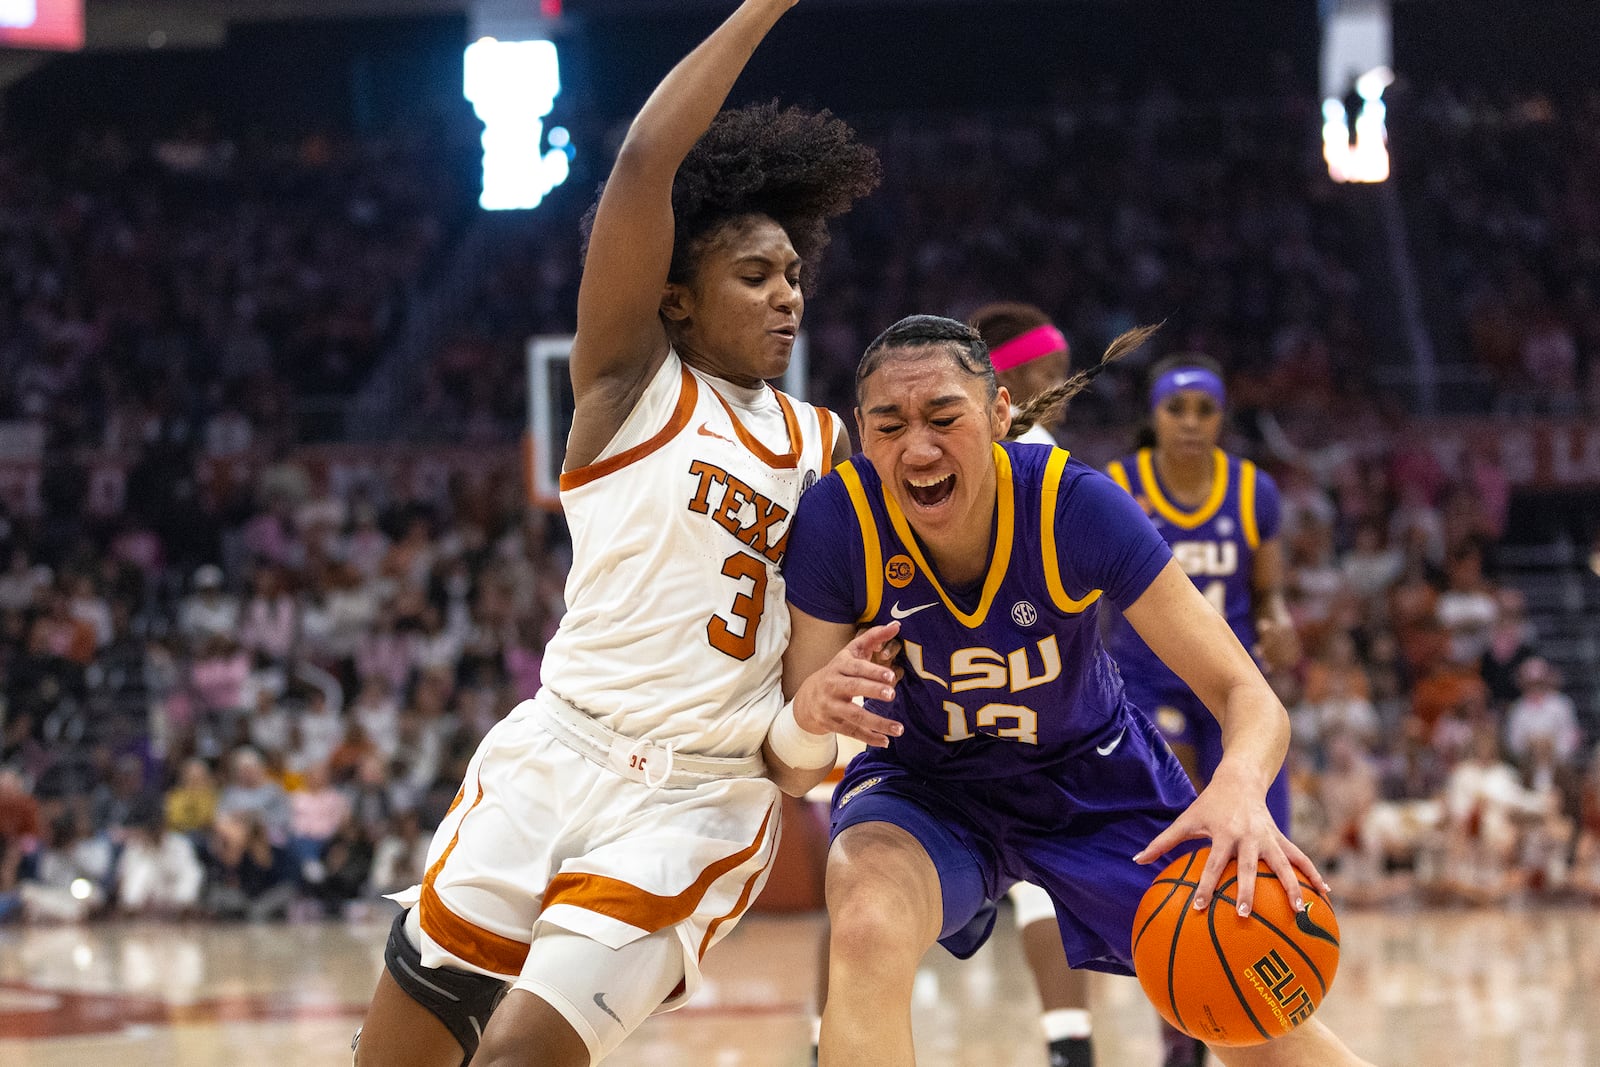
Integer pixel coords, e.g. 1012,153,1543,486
880,442,1014,630
1041,447,1104,614
1239,459,1261,549
1105,459,1132,494
838,461,884,623
1137,447,1229,529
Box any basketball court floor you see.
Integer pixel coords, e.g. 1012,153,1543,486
0,906,1594,1065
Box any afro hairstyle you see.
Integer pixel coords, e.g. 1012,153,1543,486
582,101,880,293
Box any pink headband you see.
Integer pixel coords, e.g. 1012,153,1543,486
989,324,1068,373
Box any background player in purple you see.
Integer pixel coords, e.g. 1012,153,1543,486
1104,355,1301,1066
1104,359,1299,824
779,316,1373,1067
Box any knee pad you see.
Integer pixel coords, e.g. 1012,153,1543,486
384,908,507,1064
511,926,686,1065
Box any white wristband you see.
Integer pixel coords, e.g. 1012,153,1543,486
767,698,837,770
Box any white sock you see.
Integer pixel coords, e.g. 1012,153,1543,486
810,1014,822,1045
1042,1008,1093,1041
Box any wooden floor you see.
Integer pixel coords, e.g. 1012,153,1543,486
1,905,1596,1065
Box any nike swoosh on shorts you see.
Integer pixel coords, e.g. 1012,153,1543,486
1096,727,1127,756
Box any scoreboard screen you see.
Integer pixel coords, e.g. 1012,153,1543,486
0,0,84,52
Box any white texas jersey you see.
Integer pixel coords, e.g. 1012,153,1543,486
1014,420,1058,447
542,350,838,759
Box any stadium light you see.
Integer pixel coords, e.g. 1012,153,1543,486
0,1,35,29
464,37,573,211
1323,65,1393,184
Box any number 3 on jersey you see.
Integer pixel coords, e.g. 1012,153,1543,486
708,551,767,661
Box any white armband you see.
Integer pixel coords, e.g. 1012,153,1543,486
767,698,837,770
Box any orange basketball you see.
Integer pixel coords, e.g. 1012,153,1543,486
1131,846,1340,1048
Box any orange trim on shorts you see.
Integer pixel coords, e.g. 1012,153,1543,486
418,776,533,977
542,803,777,935
558,366,700,491
697,833,778,960
713,388,802,469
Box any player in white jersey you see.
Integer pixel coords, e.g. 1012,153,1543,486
353,3,879,1065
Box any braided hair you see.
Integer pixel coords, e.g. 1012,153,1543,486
1006,324,1162,440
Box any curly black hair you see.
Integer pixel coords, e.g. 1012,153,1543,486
582,101,880,292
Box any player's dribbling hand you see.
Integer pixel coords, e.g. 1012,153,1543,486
793,622,905,747
1132,765,1329,919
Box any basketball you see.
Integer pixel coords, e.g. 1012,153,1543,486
1131,847,1341,1048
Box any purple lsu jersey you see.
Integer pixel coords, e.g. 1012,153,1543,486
784,441,1175,779
1103,447,1281,698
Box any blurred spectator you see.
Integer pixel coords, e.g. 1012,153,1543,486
1504,657,1582,766
202,813,295,922
0,769,43,901
303,815,374,918
178,565,240,644
116,805,205,918
18,809,113,923
291,689,345,774
1480,588,1537,706
238,567,298,661
287,762,350,873
368,810,429,899
164,758,218,837
1435,543,1500,665
215,747,291,844
1435,723,1548,905
89,754,157,844
1572,748,1600,904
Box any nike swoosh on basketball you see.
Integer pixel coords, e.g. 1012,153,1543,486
697,423,734,443
1095,727,1126,756
889,600,937,620
594,992,623,1026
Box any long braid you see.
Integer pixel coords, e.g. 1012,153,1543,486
1007,323,1162,440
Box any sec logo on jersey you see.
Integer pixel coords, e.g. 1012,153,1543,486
885,555,915,589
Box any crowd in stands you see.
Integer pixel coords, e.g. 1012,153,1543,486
0,84,1598,927
1399,86,1600,413
0,119,470,453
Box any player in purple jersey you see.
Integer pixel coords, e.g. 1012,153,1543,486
1104,355,1302,1067
779,317,1374,1067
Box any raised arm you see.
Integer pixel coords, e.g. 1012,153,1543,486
1121,560,1325,915
569,0,798,461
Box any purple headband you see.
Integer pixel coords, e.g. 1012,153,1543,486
1150,366,1226,411
990,324,1068,373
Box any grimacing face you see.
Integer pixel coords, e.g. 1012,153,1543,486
662,214,802,387
1153,388,1223,461
855,347,1011,550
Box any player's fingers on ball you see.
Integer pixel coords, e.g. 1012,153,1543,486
1234,841,1261,917
1194,843,1234,911
1132,822,1189,865
1278,836,1330,899
1264,846,1307,912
